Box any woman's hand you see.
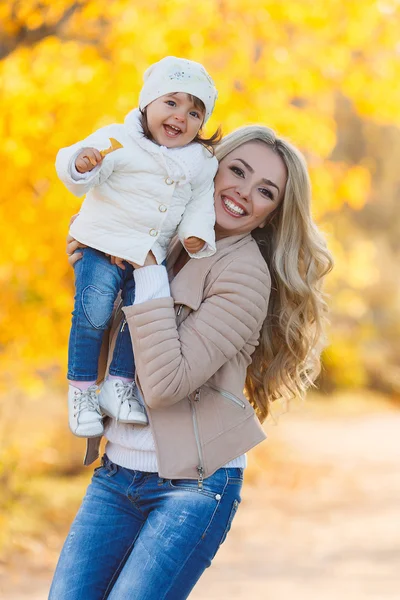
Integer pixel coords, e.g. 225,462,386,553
66,233,86,266
109,256,126,269
66,214,86,266
125,251,157,270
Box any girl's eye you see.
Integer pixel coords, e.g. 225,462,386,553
259,188,274,200
229,166,244,177
190,111,200,119
166,100,176,107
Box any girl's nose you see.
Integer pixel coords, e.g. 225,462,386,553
174,113,185,122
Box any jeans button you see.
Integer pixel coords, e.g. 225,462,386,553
215,493,221,500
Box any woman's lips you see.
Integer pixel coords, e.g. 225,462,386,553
221,195,247,217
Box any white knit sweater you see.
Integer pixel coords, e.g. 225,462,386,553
104,265,246,472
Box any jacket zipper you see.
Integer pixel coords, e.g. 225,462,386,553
120,318,127,332
205,382,246,409
189,388,204,490
177,304,184,316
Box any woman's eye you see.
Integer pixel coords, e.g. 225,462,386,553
259,188,273,200
166,100,176,107
229,166,244,177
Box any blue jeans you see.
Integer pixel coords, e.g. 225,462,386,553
49,455,243,599
68,247,136,380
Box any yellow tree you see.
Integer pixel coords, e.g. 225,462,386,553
1,0,399,390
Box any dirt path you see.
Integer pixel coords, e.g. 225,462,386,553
2,395,399,599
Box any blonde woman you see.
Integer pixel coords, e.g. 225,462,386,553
50,125,333,600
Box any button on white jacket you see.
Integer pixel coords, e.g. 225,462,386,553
55,109,218,265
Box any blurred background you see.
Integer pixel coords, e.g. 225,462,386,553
1,1,400,598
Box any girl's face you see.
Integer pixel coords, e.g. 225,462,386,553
145,93,205,148
213,141,287,239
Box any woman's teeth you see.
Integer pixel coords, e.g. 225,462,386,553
223,197,245,216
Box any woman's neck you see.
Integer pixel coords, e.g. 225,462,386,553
214,225,237,241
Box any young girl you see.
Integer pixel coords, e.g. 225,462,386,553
56,56,219,439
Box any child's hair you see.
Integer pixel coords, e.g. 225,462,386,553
140,94,222,154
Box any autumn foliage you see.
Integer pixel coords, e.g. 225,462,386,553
1,0,400,395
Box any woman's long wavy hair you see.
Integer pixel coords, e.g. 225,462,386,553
215,126,334,423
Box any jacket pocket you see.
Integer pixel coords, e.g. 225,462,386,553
219,498,240,546
205,382,246,410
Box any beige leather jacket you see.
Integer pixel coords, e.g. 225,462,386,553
85,233,271,484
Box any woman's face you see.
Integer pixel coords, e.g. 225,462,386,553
213,141,287,239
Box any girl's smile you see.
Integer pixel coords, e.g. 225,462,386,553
146,92,204,148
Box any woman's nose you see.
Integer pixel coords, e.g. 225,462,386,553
235,184,251,201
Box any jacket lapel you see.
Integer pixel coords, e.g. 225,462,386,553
168,233,252,310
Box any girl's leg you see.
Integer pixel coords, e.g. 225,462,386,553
103,267,148,423
109,265,136,378
68,248,124,381
107,468,243,600
49,457,145,600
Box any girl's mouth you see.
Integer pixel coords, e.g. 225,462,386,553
163,124,182,138
222,195,247,217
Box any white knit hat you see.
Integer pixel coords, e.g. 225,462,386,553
139,56,218,123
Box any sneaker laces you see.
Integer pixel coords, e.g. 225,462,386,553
115,381,142,412
74,385,101,416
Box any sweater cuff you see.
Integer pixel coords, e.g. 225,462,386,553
133,265,171,304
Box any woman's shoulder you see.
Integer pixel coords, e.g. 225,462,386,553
209,236,271,293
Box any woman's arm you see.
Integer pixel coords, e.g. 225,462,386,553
123,257,271,409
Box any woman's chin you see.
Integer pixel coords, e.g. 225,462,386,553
215,207,246,234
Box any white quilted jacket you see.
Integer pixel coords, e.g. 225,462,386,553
55,109,218,265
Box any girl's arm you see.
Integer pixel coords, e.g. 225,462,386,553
123,255,271,409
177,155,218,258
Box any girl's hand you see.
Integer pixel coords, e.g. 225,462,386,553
75,148,103,173
184,236,205,254
125,251,157,270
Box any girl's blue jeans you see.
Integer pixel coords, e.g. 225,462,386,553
49,455,243,600
68,247,136,380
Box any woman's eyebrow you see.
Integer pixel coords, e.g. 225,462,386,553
236,158,280,193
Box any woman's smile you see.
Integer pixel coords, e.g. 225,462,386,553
214,141,287,239
221,195,247,217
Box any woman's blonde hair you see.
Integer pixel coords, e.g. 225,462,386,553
215,126,334,422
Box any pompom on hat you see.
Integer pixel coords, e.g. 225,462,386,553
139,56,218,123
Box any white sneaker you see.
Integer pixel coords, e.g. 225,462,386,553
99,379,148,425
68,384,104,437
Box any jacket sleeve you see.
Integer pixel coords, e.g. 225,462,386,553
55,125,118,197
123,258,271,409
176,155,218,258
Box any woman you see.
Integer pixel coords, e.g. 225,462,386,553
49,125,333,599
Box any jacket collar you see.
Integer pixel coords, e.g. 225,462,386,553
168,233,254,310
